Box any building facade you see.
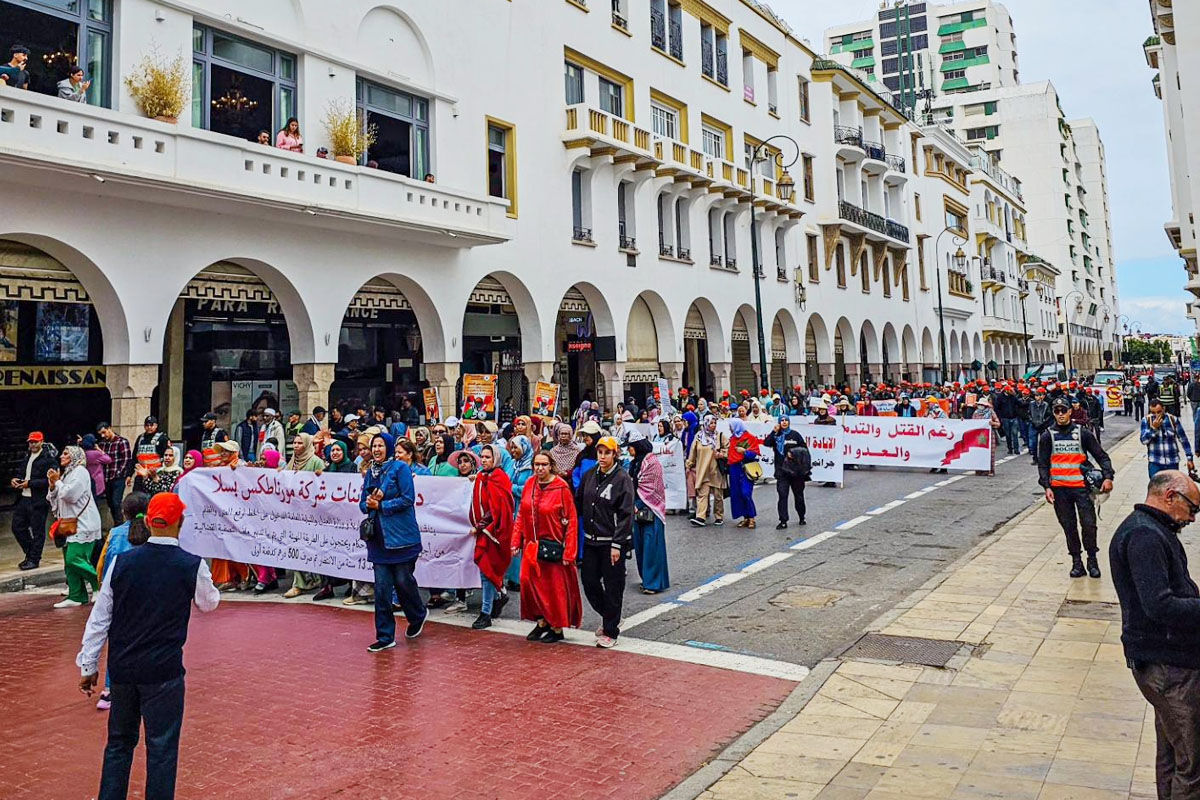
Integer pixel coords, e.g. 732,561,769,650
0,0,991,460
1145,1,1200,335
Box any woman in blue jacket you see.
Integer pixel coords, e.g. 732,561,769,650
360,432,428,651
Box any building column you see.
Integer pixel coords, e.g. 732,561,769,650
424,362,461,421
867,362,883,384
709,361,732,399
843,363,861,387
292,363,335,417
787,362,805,392
523,361,555,385
159,299,185,440
659,361,684,391
597,362,625,412
106,364,159,443
908,362,923,382
818,363,836,387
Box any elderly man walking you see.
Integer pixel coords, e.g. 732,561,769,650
1110,470,1200,798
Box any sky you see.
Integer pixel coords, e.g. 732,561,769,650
768,0,1191,335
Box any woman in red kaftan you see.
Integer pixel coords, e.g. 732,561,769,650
469,444,514,629
511,451,582,643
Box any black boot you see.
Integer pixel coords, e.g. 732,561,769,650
1086,553,1102,579
1069,555,1085,578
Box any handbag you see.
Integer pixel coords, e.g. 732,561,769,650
531,481,566,563
635,506,655,523
52,490,89,548
743,461,763,482
359,513,378,542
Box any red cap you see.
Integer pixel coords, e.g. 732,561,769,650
146,493,187,529
26,431,44,442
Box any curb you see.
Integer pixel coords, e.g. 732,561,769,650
1,566,66,593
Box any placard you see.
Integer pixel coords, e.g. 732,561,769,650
532,380,559,419
461,373,497,420
840,417,993,470
423,387,441,424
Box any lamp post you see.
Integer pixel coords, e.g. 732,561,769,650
1097,304,1112,368
1062,290,1084,378
748,135,799,392
934,226,968,383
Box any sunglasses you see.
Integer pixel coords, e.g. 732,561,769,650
1176,491,1200,516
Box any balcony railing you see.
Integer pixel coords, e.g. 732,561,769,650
834,125,864,148
618,221,636,250
716,50,728,86
885,154,906,173
1017,278,1030,295
839,201,910,243
0,89,511,244
777,264,787,281
612,6,628,30
701,38,714,78
650,5,667,51
678,247,691,261
710,253,723,267
572,226,594,244
726,256,737,269
863,140,886,161
668,18,683,60
769,102,778,115
659,240,674,257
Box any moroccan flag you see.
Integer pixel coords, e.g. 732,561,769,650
941,429,991,466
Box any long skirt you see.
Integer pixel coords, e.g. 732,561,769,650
518,540,582,630
633,512,670,592
728,464,757,520
211,558,248,586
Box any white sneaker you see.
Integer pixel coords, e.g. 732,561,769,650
444,599,468,614
596,635,617,648
53,598,82,609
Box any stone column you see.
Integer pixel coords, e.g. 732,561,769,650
709,361,733,399
867,362,883,384
159,300,186,440
424,362,461,421
597,362,625,412
105,364,159,443
659,361,684,391
523,361,555,385
843,363,861,387
818,363,836,388
787,362,805,392
292,363,335,417
908,362,924,382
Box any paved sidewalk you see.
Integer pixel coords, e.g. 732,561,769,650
692,432,1164,800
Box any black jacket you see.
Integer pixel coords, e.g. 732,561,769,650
575,464,635,551
763,429,806,478
992,392,1018,420
1188,380,1200,405
17,449,56,503
1036,422,1113,489
1110,504,1200,668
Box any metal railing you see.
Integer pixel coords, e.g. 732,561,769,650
777,264,787,281
863,140,886,161
611,0,628,30
885,219,910,242
572,226,594,243
710,253,723,267
677,247,691,261
701,38,714,78
650,5,666,51
839,201,910,243
834,126,864,148
716,50,728,85
769,102,778,115
619,233,636,250
982,265,1006,284
668,17,683,60
885,154,906,173
659,241,674,257
726,256,738,269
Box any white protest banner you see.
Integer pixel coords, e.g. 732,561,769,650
791,422,844,486
626,423,687,509
840,417,993,471
177,468,481,588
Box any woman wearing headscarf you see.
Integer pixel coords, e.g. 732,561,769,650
142,445,183,494
548,423,581,475
80,433,112,506
726,419,761,528
181,449,203,476
48,445,102,607
513,415,542,452
282,433,328,598
469,443,514,629
360,432,427,650
503,434,535,589
687,414,728,526
511,451,581,643
623,432,670,594
574,400,593,429
411,426,435,466
427,433,459,477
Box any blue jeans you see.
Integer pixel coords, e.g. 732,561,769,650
480,578,499,615
1192,404,1200,448
1021,421,1036,457
99,676,185,800
1149,462,1178,479
372,559,425,645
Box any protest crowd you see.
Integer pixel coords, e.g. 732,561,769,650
7,370,1163,676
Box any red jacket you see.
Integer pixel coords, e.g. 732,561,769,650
470,467,514,589
512,476,578,563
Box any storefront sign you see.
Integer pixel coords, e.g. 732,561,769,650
566,340,592,353
0,365,106,390
461,374,497,420
177,468,480,588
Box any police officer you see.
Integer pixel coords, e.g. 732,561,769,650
199,412,229,467
1038,397,1114,578
128,416,169,495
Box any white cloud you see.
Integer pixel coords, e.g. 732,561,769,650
1118,297,1194,335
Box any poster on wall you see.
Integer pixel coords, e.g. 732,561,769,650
460,374,497,420
34,302,90,363
0,300,17,362
211,381,233,432
532,381,559,420
278,380,299,416
231,381,254,421
423,387,441,423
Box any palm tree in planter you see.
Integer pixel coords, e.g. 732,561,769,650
323,100,376,165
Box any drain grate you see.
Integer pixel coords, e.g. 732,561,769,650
840,633,964,667
1057,599,1121,621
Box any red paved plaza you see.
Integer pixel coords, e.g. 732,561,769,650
0,592,795,799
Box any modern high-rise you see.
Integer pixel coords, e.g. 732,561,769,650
1145,1,1200,336
824,0,1020,111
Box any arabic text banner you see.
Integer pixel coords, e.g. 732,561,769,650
840,417,993,470
177,468,481,588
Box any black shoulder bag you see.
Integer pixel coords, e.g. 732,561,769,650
533,482,566,563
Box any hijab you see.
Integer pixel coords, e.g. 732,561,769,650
695,414,718,448
433,433,457,465
460,422,478,450
627,436,653,481
324,440,356,472
451,449,480,476
63,445,86,475
369,432,394,479
729,418,747,439
287,432,323,471
681,410,698,450
548,422,580,474
510,435,533,474
183,450,203,475
262,449,283,469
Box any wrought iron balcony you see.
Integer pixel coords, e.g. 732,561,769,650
668,18,683,60
650,5,666,51
885,154,906,173
619,234,637,250
572,226,594,244
839,201,910,243
710,253,723,267
863,140,886,161
726,256,737,269
769,102,778,115
885,219,910,242
834,126,864,148
677,247,691,261
716,50,728,86
659,241,674,257
612,4,628,30
777,264,787,281
701,38,714,78
1017,277,1030,295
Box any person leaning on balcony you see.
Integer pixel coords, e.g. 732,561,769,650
57,65,90,102
255,130,270,146
0,44,30,90
275,117,303,152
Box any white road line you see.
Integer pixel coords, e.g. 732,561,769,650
866,499,906,515
904,488,935,499
943,475,966,484
621,602,681,630
836,515,873,530
998,455,1017,463
790,530,839,550
740,551,794,574
676,572,749,602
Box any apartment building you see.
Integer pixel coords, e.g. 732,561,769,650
1145,0,1200,335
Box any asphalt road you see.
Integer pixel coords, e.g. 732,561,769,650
588,412,1140,667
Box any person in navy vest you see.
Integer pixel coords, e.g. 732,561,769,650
76,492,220,800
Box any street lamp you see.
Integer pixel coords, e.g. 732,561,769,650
748,135,799,392
1061,290,1084,377
934,226,968,382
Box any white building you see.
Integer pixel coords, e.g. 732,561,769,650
929,82,1118,375
824,0,1019,103
0,0,984,458
1145,1,1200,335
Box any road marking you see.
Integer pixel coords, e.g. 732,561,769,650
944,475,966,484
741,551,795,574
790,530,839,550
866,499,906,515
836,515,872,530
998,455,1017,464
621,602,681,629
904,488,934,499
676,572,749,602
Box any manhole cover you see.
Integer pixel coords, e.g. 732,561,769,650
770,585,848,609
840,633,964,667
1057,599,1121,621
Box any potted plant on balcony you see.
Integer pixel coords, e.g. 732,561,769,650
323,99,376,165
124,47,189,124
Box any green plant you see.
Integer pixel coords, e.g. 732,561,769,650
124,47,189,120
323,99,377,159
